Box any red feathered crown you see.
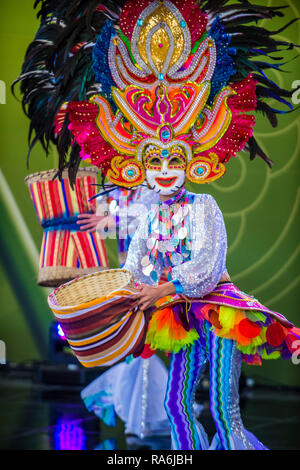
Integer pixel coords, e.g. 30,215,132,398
62,0,257,187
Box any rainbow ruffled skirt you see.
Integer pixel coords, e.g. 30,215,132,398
143,282,300,365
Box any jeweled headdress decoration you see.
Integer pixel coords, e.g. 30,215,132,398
65,0,257,187
14,0,299,185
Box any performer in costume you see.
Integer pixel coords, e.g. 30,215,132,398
15,0,300,451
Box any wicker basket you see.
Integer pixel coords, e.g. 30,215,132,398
48,269,149,368
25,167,109,287
52,269,136,307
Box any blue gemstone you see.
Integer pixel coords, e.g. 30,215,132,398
137,18,143,26
127,169,135,176
161,149,169,158
196,167,204,175
158,73,164,80
161,130,170,139
180,20,186,28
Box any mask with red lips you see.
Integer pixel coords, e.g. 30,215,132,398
144,144,187,196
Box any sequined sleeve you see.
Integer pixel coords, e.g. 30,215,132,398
123,211,162,286
171,194,227,298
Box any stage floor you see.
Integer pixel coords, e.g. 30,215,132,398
0,370,299,451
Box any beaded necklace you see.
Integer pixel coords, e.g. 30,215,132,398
141,187,194,282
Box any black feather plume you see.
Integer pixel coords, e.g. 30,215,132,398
13,0,125,184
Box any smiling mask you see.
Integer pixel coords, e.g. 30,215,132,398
144,144,186,195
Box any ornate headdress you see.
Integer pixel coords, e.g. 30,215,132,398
14,0,299,186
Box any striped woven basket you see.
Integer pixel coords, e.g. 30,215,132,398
48,269,149,367
25,167,108,287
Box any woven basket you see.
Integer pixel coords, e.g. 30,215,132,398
48,269,149,368
25,167,109,287
53,269,136,306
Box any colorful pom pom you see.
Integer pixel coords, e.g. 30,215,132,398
266,323,286,347
145,306,199,353
285,332,300,354
238,318,261,339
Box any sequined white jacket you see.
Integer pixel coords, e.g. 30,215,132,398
124,191,227,298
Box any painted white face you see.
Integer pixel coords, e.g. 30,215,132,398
144,145,186,196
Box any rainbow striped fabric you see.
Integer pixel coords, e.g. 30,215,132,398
48,289,149,367
25,168,108,286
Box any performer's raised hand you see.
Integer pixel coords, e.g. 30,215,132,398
77,213,116,233
77,213,104,232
